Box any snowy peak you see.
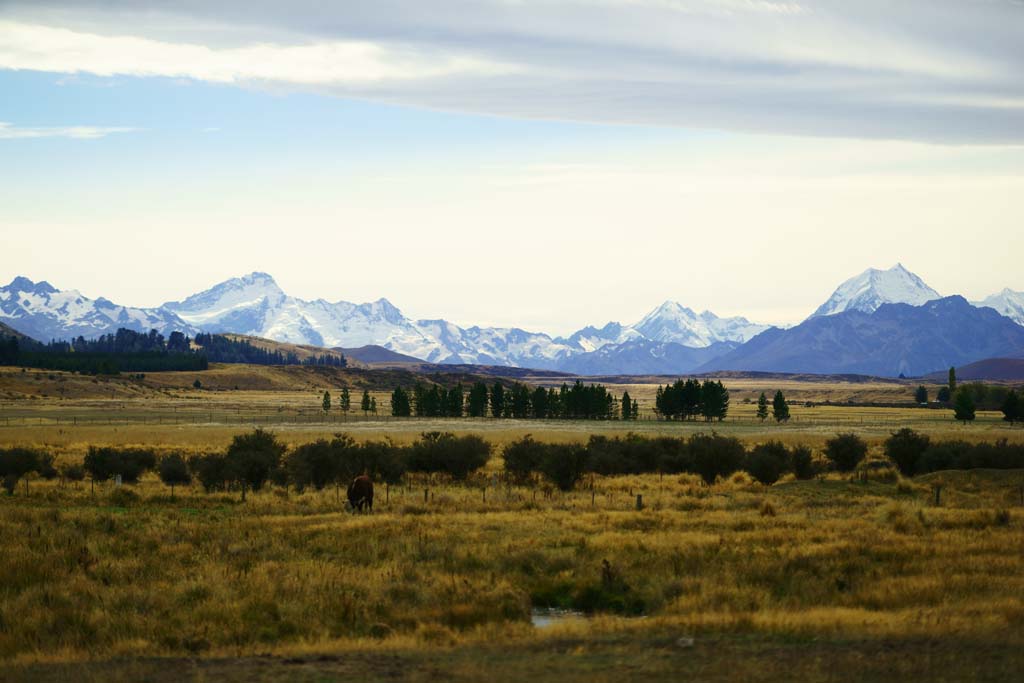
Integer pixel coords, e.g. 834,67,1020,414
0,277,196,341
5,276,58,296
974,288,1024,326
632,300,769,347
163,272,287,330
811,263,941,318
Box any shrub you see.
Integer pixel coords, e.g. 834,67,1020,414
408,432,490,480
189,453,229,492
690,433,745,485
539,444,590,491
503,435,545,483
789,445,815,480
286,439,337,492
356,439,407,485
885,428,931,476
225,429,286,494
61,463,86,483
83,447,156,483
0,448,46,479
824,433,867,472
158,453,192,496
745,441,789,485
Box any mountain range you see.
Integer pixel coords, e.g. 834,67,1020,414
2,265,1022,377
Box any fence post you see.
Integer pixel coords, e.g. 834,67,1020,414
636,494,643,511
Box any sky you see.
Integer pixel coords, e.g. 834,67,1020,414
1,0,1022,335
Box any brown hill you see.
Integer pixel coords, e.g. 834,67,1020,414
925,358,1024,382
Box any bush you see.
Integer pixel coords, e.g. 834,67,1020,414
503,435,545,483
189,453,229,492
83,447,156,483
0,448,47,479
885,428,931,476
690,433,745,485
158,453,192,494
824,433,867,472
408,432,490,480
357,439,407,485
61,463,86,483
286,439,337,492
225,429,286,493
539,444,590,491
789,445,815,480
745,441,789,485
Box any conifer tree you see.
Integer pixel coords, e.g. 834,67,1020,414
953,389,975,423
467,382,489,417
340,387,351,413
1001,390,1020,424
322,390,331,413
756,392,769,422
361,390,371,414
914,385,928,404
391,387,411,417
772,390,790,423
621,391,633,420
490,383,506,418
948,367,957,394
370,396,377,415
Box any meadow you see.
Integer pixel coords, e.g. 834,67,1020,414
1,368,1022,681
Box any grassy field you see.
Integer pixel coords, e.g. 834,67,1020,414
0,468,1021,681
2,369,1023,680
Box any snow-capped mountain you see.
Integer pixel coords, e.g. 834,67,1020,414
0,276,196,341
632,301,769,347
0,272,767,371
810,264,941,318
974,288,1024,327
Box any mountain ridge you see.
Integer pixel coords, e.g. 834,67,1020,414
3,266,1022,377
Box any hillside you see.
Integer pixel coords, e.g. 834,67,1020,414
0,321,34,341
216,333,350,365
925,357,1024,382
334,344,424,365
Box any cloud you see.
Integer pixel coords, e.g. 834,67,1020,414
0,1,1022,143
0,121,138,139
0,20,516,84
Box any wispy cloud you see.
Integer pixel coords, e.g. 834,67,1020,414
0,122,138,140
0,1,1022,143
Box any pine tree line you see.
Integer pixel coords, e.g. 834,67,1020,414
390,380,637,420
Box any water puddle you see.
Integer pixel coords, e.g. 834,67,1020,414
530,608,588,629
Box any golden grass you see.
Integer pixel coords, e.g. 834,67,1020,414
2,376,1023,679
1,467,1021,668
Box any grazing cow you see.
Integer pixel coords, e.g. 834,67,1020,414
347,475,374,513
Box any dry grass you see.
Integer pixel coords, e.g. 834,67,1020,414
2,375,1023,680
1,466,1022,671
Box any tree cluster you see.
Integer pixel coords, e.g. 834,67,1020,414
654,379,729,421
393,380,632,420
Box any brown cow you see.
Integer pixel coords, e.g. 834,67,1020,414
347,475,374,513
